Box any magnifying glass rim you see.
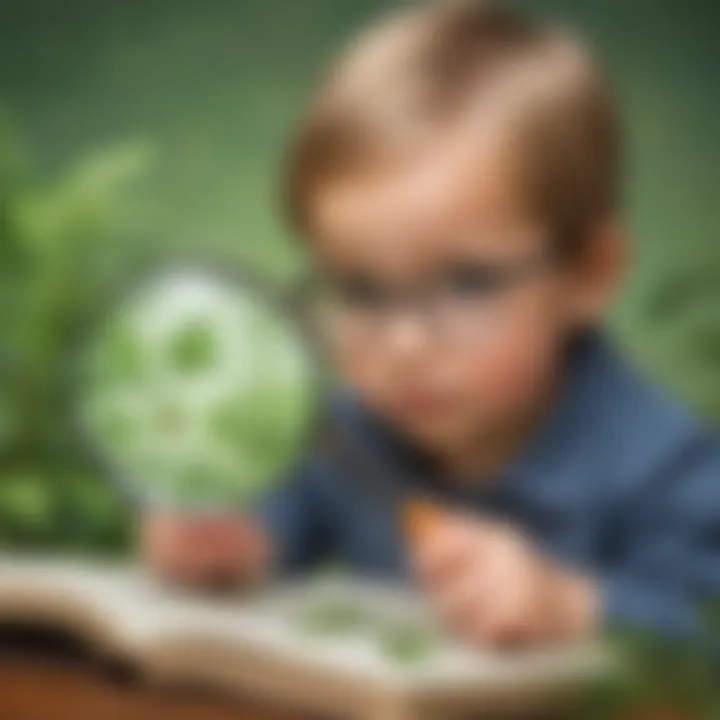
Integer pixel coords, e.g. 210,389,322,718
72,257,326,512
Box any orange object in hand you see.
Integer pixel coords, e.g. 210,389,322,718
401,498,447,544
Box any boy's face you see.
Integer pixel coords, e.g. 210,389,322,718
310,133,620,453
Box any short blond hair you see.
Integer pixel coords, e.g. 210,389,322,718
284,0,620,255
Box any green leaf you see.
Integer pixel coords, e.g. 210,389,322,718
378,626,436,664
296,602,366,636
95,323,145,386
10,141,154,259
0,471,53,531
167,320,216,374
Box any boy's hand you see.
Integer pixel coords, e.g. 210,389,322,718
141,513,273,588
411,514,597,648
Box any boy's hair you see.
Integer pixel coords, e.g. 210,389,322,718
284,0,620,256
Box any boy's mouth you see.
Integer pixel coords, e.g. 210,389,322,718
389,388,457,421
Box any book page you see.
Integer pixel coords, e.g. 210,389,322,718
0,555,608,693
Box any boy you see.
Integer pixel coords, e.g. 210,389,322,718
143,0,720,647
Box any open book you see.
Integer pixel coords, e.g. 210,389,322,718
0,555,609,719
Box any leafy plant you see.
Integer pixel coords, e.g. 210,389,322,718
0,115,155,553
637,264,720,424
580,611,720,719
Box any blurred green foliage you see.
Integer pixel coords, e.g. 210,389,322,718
580,619,720,719
0,116,154,554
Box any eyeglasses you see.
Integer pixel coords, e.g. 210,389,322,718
303,253,553,346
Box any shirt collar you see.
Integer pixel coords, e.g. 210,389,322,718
501,329,613,488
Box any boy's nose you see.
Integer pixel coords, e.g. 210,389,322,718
383,310,432,357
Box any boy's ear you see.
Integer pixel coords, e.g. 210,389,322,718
570,220,627,324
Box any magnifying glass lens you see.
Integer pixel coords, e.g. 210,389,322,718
82,268,316,510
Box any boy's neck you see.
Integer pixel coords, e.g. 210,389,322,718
433,421,533,483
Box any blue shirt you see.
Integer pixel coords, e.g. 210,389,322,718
257,332,720,637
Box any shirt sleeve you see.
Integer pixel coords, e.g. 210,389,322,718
600,433,720,638
250,459,339,575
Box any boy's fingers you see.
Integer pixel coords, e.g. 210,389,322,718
433,564,491,622
159,540,246,586
412,519,490,585
402,500,447,542
432,561,524,643
413,532,467,586
198,518,256,552
474,562,551,647
142,514,263,586
475,594,542,648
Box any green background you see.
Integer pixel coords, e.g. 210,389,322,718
0,0,718,552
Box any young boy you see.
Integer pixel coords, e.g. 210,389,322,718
143,0,720,647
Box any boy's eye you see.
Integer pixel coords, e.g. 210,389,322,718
328,275,388,310
441,263,509,299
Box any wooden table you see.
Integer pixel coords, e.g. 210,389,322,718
0,630,573,720
0,653,568,720
0,654,310,720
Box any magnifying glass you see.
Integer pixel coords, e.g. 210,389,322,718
79,264,320,512
79,262,444,537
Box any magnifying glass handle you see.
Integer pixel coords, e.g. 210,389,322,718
400,498,447,545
